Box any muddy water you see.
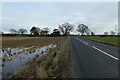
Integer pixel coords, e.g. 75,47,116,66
0,44,57,78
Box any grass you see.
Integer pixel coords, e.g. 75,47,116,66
39,64,48,78
79,36,119,46
2,37,66,48
12,37,70,78
45,37,70,78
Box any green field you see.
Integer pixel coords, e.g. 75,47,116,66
79,36,119,46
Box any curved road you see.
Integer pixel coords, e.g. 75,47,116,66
70,37,118,78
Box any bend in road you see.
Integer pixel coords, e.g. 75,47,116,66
70,37,118,78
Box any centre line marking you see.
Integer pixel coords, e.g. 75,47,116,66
92,46,119,61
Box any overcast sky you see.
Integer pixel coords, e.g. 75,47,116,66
1,2,118,34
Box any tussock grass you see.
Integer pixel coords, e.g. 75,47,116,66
12,37,70,79
38,64,48,78
44,37,70,78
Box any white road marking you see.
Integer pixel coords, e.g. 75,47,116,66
74,37,89,45
74,37,80,41
79,39,82,42
83,41,89,45
74,37,78,40
92,46,119,61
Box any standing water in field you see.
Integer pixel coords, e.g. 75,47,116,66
0,44,57,78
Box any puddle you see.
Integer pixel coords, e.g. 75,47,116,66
0,44,57,78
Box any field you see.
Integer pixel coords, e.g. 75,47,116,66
79,36,119,46
2,37,66,48
13,37,70,78
1,36,70,78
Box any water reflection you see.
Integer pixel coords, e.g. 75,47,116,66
0,44,57,78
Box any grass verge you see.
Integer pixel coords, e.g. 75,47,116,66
79,36,119,46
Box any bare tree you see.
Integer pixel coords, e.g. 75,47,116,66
59,22,73,35
36,27,41,33
19,29,27,35
76,24,89,35
9,29,17,34
104,32,108,35
51,29,60,36
42,27,50,33
110,31,115,35
85,28,91,35
91,31,95,35
30,26,41,35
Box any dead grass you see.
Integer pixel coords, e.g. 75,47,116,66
0,36,1,49
2,37,66,48
42,37,70,78
11,37,70,78
38,64,48,78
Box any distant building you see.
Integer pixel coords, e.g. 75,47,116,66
40,30,48,36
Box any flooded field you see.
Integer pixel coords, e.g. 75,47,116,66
1,37,67,79
1,44,57,78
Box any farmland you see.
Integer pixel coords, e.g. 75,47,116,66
1,36,70,78
79,36,119,46
2,37,66,48
12,37,70,78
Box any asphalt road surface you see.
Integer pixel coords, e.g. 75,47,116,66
70,37,118,78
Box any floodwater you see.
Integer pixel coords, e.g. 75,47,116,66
0,44,57,78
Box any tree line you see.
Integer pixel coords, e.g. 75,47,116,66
1,22,120,36
8,23,94,36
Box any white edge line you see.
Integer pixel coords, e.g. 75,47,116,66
74,37,89,45
83,41,89,45
92,46,119,61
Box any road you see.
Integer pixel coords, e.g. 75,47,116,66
70,37,118,78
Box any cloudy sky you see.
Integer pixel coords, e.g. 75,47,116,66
1,2,118,34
